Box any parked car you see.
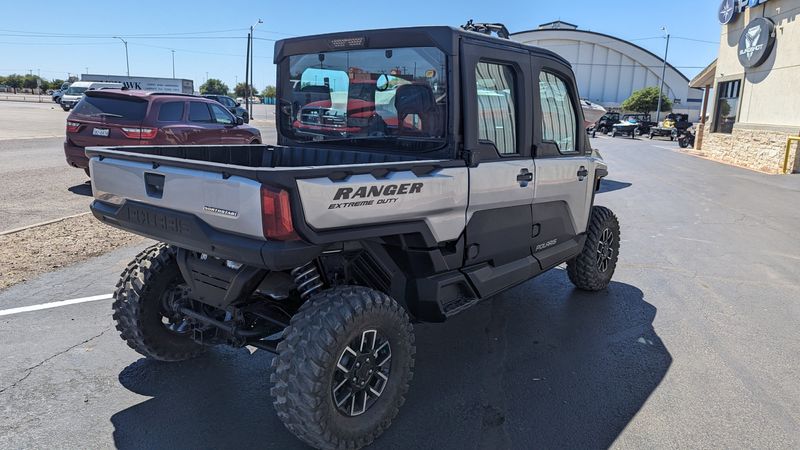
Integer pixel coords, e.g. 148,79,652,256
52,82,70,104
202,94,249,123
65,90,261,176
60,81,123,111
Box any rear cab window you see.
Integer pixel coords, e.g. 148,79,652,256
72,95,148,121
189,102,213,123
158,101,185,122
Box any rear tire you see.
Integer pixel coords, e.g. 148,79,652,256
567,206,620,291
271,286,415,449
112,243,206,361
84,167,91,177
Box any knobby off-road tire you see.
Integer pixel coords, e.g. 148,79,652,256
271,286,415,449
567,206,620,291
112,243,205,361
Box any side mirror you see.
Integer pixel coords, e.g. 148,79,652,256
236,117,244,126
235,102,241,107
376,73,390,92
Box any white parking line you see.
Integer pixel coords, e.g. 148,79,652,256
0,294,113,317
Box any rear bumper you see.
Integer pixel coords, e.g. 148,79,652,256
90,200,322,271
64,140,89,169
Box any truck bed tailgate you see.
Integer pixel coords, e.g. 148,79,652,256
91,156,264,240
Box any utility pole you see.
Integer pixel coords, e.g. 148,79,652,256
248,19,263,118
113,37,130,76
656,27,670,124
245,32,251,111
171,50,175,78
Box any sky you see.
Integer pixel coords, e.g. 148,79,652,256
0,0,723,92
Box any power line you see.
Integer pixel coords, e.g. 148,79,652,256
127,41,273,59
0,27,249,38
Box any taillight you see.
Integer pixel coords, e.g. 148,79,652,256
121,127,158,139
261,186,299,241
66,121,81,133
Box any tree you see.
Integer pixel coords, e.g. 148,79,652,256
261,85,276,98
5,74,24,94
50,79,65,90
621,86,672,115
22,75,48,93
199,78,229,95
234,82,258,98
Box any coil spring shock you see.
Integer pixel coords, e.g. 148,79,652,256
291,262,324,300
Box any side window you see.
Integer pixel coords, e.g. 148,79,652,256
188,102,213,123
224,97,236,107
539,72,578,153
476,62,517,155
157,101,184,122
210,103,234,125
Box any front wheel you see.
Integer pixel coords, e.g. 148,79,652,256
567,206,620,291
271,286,415,449
679,138,689,149
61,104,70,111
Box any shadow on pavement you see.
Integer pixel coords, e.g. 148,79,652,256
598,179,632,194
68,181,92,197
110,269,670,449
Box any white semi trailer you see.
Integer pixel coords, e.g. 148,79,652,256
80,74,193,94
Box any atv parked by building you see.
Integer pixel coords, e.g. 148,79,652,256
611,114,654,138
88,25,620,449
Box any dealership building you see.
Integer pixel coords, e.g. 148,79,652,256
690,0,799,174
511,21,705,121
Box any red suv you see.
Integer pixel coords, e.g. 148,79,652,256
65,90,262,174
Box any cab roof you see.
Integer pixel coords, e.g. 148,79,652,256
274,25,569,67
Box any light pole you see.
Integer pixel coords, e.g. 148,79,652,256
113,36,130,76
171,50,175,78
247,19,263,117
655,27,670,124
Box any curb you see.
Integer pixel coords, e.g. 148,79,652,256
0,212,91,237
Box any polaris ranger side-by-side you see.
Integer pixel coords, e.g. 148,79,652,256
88,25,620,449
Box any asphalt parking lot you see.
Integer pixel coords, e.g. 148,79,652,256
1,127,800,448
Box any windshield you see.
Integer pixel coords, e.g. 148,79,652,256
65,86,88,95
281,47,447,151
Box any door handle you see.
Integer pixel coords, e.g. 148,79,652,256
577,166,589,181
517,168,533,187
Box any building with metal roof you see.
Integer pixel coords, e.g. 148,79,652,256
511,21,704,121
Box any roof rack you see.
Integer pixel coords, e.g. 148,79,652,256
461,20,510,40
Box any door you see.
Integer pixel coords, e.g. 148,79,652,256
209,103,238,143
187,101,222,144
531,65,592,269
462,40,535,268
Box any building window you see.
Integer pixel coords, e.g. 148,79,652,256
476,62,517,154
714,80,740,134
539,72,578,153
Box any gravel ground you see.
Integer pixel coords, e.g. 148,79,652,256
0,214,145,290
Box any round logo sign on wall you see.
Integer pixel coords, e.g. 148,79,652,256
719,0,737,25
738,17,776,68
